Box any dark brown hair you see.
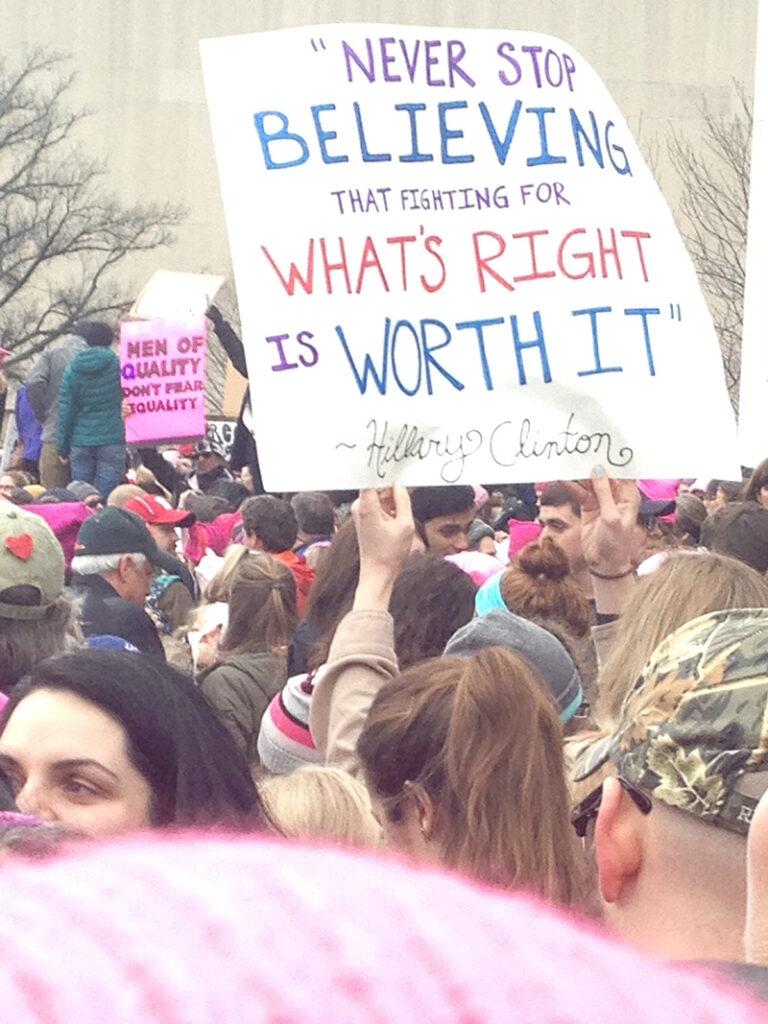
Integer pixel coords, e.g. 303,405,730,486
500,538,590,637
304,519,360,670
390,555,477,670
358,648,585,906
742,458,768,503
218,553,297,658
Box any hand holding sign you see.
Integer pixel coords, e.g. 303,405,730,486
565,468,640,576
353,483,415,610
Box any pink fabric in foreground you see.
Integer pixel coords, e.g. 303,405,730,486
0,833,762,1023
446,550,505,588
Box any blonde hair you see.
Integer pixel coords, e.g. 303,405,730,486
258,767,381,848
203,544,250,603
358,648,586,907
134,465,172,503
597,551,768,728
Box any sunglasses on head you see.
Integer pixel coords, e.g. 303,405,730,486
571,775,652,839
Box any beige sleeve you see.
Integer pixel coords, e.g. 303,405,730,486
591,617,621,674
309,609,398,779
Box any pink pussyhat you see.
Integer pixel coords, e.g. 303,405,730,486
446,550,505,588
638,479,680,502
0,833,762,1022
507,519,542,558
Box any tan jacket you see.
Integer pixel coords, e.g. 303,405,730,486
309,609,397,779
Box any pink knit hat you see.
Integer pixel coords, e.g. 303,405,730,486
0,833,763,1022
257,670,323,774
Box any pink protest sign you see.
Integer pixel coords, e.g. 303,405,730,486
120,319,207,444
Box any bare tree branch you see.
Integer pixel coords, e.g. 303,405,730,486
667,82,751,411
0,50,186,378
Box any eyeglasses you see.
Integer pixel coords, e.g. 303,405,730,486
571,775,652,839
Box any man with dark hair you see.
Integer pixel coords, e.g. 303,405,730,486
291,492,335,559
241,496,314,613
538,484,591,596
701,501,768,575
410,485,475,557
241,496,297,553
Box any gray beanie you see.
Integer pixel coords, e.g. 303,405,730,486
444,609,583,723
67,480,101,502
468,519,495,549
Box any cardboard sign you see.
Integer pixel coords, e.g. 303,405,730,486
201,25,739,489
120,319,207,444
739,2,768,468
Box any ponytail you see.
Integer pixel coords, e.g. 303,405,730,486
444,648,581,903
218,553,298,657
358,649,585,906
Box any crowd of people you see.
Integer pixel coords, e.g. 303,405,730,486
3,319,768,1017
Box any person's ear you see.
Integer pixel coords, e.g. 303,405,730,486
117,554,134,581
404,781,437,841
595,777,644,903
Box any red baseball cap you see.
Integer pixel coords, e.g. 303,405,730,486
124,494,195,528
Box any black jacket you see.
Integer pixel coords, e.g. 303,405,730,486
211,319,263,490
73,574,165,661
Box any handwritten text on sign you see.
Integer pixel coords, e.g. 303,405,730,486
120,319,207,445
201,26,737,488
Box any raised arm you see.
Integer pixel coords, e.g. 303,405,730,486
309,484,414,778
564,466,641,618
206,306,248,379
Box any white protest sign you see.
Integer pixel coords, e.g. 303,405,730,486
131,270,225,320
206,417,238,461
201,25,738,489
740,0,768,468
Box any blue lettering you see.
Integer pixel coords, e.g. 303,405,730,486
526,107,567,167
438,101,474,164
253,111,309,170
478,100,522,165
510,311,552,384
396,103,433,163
456,318,504,390
311,104,348,164
574,306,622,376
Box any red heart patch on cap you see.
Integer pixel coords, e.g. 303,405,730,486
5,534,34,561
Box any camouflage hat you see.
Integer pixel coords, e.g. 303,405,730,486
575,608,768,835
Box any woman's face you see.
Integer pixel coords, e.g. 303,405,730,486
759,484,768,511
0,689,153,836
